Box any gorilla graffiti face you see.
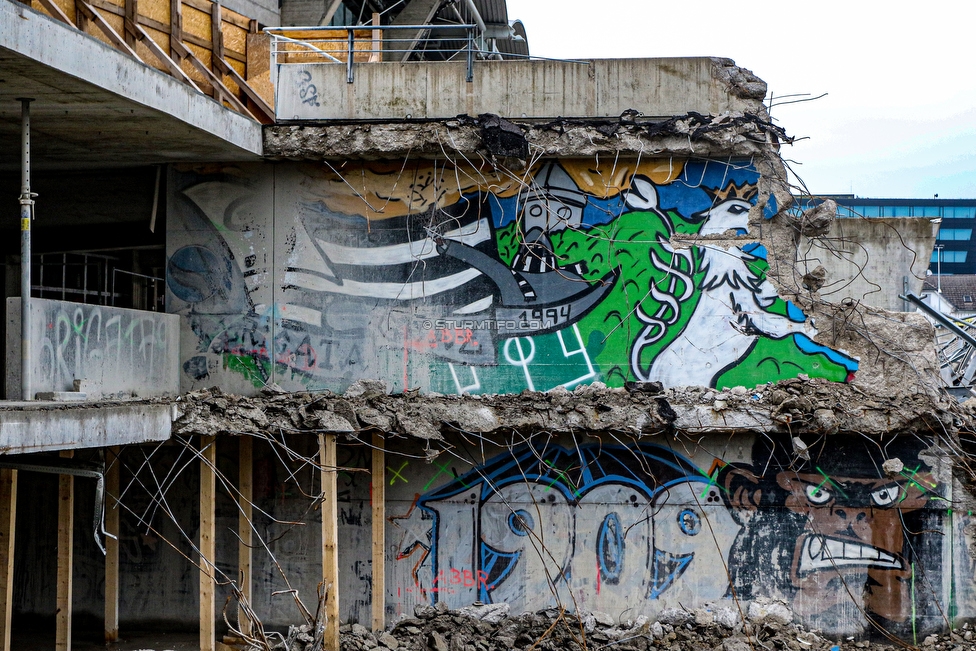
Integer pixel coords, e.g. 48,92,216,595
721,435,940,635
776,470,933,624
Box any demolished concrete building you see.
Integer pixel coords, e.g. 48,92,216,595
0,0,973,649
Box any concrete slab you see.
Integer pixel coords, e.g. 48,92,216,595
5,297,181,400
0,0,263,169
0,401,174,453
273,57,767,121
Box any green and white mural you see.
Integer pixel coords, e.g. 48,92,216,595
167,158,857,394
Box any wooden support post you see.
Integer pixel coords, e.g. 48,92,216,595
56,451,74,651
210,1,223,75
169,0,183,57
104,448,120,643
369,12,381,63
371,434,385,632
237,436,253,635
123,0,138,49
75,0,88,33
199,436,216,651
319,434,339,651
0,469,17,651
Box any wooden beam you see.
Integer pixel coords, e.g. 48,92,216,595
320,0,342,26
133,23,202,92
171,39,255,117
371,433,385,632
369,12,381,63
0,469,17,651
210,0,223,74
104,448,120,643
75,0,89,32
169,0,183,56
56,451,74,651
123,0,138,49
213,57,272,121
200,435,216,651
34,0,73,25
238,435,253,636
77,1,141,59
319,434,339,651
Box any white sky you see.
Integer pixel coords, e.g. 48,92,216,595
505,0,976,199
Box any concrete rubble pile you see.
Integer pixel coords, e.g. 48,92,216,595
264,600,976,651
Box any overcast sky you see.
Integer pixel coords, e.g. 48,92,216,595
505,0,976,199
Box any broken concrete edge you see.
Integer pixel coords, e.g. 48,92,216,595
169,376,965,443
261,110,789,161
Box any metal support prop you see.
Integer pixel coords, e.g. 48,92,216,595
346,29,355,83
17,99,33,402
902,292,976,349
465,27,473,82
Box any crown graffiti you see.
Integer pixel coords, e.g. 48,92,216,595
706,181,758,203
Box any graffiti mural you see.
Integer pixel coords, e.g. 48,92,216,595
6,297,179,399
718,435,946,635
387,434,944,635
389,442,736,616
167,159,858,394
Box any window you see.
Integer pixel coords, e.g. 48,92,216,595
917,206,942,217
889,206,912,217
932,250,968,263
861,205,881,217
946,207,976,219
938,229,972,241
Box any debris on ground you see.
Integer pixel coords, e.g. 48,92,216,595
258,602,968,651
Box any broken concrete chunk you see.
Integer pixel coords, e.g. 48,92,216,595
316,411,356,432
795,199,836,237
883,457,905,476
478,113,528,160
345,379,389,399
802,264,828,292
747,597,793,625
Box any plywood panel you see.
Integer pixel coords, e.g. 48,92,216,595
140,0,169,27
222,22,246,59
182,5,211,44
54,0,77,23
277,29,372,64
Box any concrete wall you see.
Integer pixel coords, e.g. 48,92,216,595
5,298,179,399
14,430,963,639
167,158,859,395
798,217,938,311
273,58,765,121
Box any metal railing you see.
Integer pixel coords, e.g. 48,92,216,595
265,24,480,82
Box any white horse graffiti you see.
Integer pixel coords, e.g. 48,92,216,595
626,177,816,387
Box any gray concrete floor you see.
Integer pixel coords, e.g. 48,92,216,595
12,630,201,650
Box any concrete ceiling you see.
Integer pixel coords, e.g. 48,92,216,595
0,0,264,170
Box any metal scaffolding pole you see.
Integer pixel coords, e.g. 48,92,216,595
17,98,34,401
